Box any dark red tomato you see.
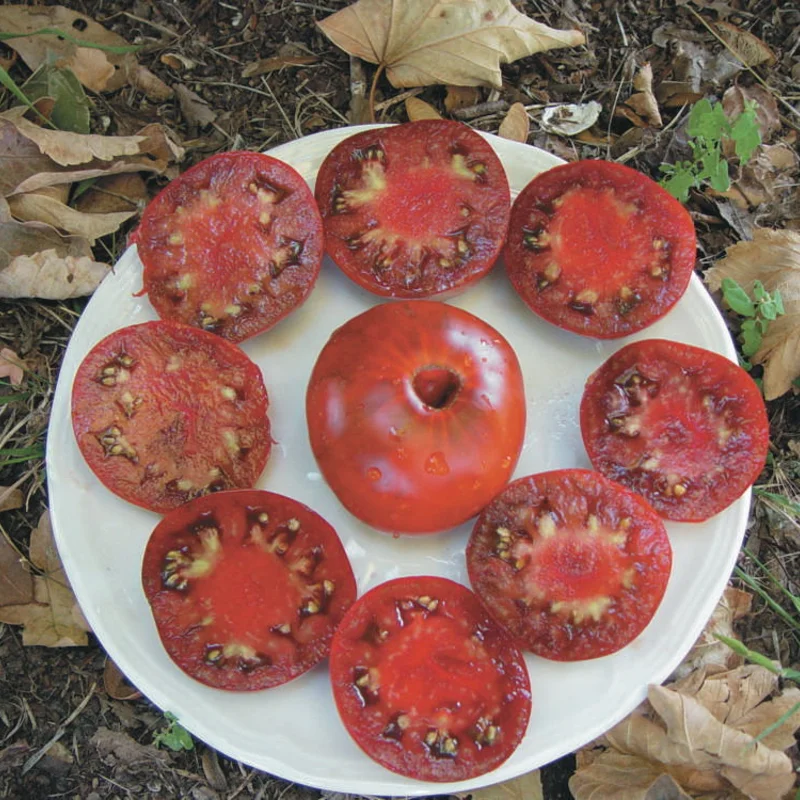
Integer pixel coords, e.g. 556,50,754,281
314,120,510,298
467,470,672,661
132,151,323,342
580,338,769,521
71,320,271,513
504,160,697,338
329,576,531,782
306,301,526,534
142,490,356,690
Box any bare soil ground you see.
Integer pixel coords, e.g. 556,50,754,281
1,1,799,798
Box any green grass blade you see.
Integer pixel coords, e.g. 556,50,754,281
752,700,800,744
742,545,800,617
0,28,140,54
714,634,781,673
734,567,800,631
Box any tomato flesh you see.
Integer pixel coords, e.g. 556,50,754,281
306,301,526,534
504,159,697,338
142,490,356,690
580,338,769,521
71,320,271,513
329,576,531,782
133,151,323,342
467,470,672,661
314,120,511,298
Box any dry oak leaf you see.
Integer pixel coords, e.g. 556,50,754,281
705,230,800,400
317,0,585,89
0,510,91,646
715,20,776,68
174,84,217,129
498,102,530,143
405,96,442,121
0,5,136,93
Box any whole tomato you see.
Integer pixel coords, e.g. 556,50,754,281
306,301,526,534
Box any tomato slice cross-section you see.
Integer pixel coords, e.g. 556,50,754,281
314,120,511,298
142,490,357,690
467,470,672,661
504,160,697,338
580,338,769,521
71,320,271,513
132,151,324,342
329,576,531,782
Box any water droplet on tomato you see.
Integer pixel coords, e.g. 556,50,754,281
501,455,512,469
425,452,450,475
367,467,382,482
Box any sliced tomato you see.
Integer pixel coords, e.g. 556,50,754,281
71,320,271,513
314,120,511,298
329,576,531,782
580,338,769,521
142,490,356,690
132,151,323,342
306,301,526,534
504,160,697,338
467,470,672,661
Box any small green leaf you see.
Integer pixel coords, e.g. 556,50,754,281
153,712,194,752
688,98,730,142
774,289,785,316
660,168,696,202
721,277,756,317
0,28,140,54
741,319,763,356
760,300,779,321
731,103,761,164
753,280,767,301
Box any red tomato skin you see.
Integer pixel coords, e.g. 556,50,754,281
580,338,769,521
71,320,271,513
329,576,531,782
133,151,323,342
306,301,526,534
142,490,357,691
467,470,672,661
504,159,697,339
315,120,511,298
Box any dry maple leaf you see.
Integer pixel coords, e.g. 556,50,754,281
317,0,585,93
705,230,800,400
0,510,90,646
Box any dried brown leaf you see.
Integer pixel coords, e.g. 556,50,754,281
0,5,135,92
626,63,662,128
673,586,752,678
705,230,800,400
8,193,135,243
0,487,23,513
693,664,779,726
648,684,795,800
569,752,692,800
159,53,197,71
103,658,142,701
91,728,168,765
0,250,109,300
126,64,173,102
733,687,800,751
498,102,530,143
404,97,442,121
73,172,148,215
0,511,90,646
318,0,585,89
174,84,217,128
715,20,776,67
722,85,781,144
242,54,319,78
455,769,543,799
444,85,482,113
2,108,144,166
0,534,33,606
541,101,602,136
0,348,25,387
201,748,228,792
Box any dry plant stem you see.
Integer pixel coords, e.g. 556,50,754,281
686,6,800,129
368,62,386,124
452,100,509,120
374,86,423,113
22,682,96,775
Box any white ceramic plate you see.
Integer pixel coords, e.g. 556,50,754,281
47,126,747,796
